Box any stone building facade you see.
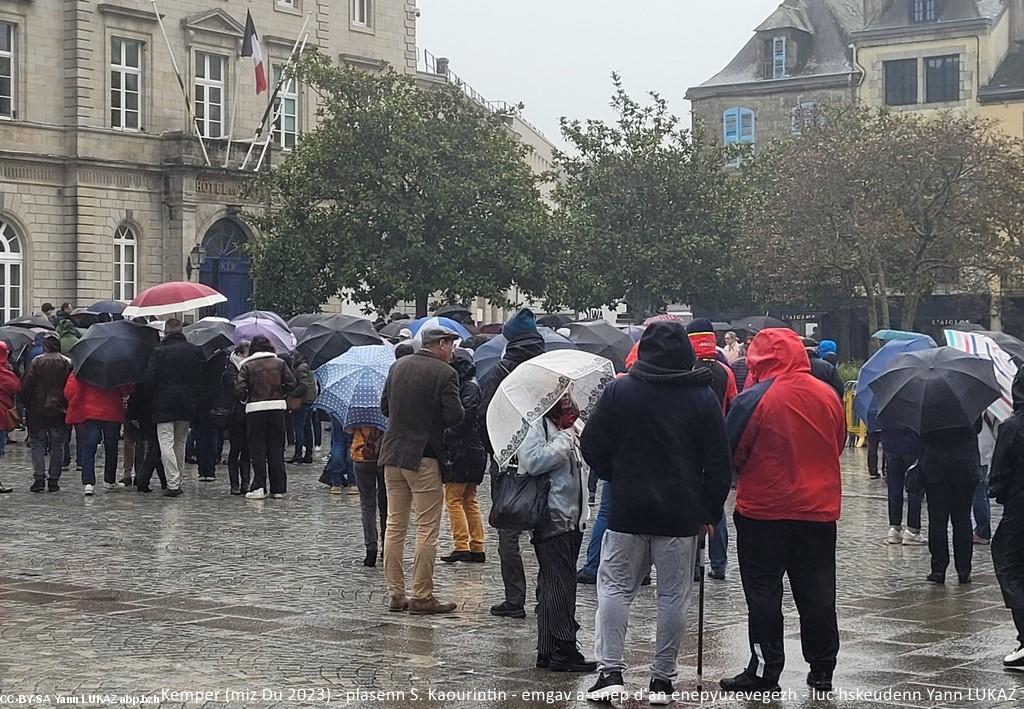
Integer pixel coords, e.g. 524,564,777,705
0,0,417,319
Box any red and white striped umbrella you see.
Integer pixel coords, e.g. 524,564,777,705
122,281,226,318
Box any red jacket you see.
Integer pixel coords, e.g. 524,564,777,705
725,328,845,522
0,342,21,431
64,374,131,425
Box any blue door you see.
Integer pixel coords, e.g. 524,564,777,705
198,219,252,318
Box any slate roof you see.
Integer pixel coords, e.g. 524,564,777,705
696,0,862,88
867,0,1006,29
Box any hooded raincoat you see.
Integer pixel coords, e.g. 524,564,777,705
989,369,1024,610
0,342,21,432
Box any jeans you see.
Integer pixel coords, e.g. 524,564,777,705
383,458,444,600
31,425,67,482
325,417,354,486
79,420,121,486
885,452,923,530
867,431,881,476
292,404,313,457
973,471,991,540
581,482,610,577
595,530,698,681
227,415,250,491
312,411,323,448
156,421,189,491
195,423,219,478
709,515,729,575
0,429,6,457
355,462,387,553
247,410,287,494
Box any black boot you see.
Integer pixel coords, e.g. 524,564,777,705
719,672,780,694
807,670,833,692
547,640,597,673
440,550,473,563
287,451,303,464
364,549,377,567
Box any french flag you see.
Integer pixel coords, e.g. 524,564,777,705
241,10,267,94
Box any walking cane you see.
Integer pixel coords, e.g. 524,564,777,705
697,530,706,696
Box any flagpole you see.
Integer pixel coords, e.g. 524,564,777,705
223,37,243,168
254,29,310,172
150,0,211,167
240,11,312,171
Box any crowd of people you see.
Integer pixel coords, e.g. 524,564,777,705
2,301,1023,704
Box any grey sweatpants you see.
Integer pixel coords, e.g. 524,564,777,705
595,530,698,681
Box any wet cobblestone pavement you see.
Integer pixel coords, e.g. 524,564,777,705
2,440,1023,708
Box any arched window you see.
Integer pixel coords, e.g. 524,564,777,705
113,224,136,301
0,218,23,322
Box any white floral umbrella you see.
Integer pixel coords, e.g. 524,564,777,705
486,349,615,467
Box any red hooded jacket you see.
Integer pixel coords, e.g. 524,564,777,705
64,374,131,425
0,342,22,431
725,328,845,522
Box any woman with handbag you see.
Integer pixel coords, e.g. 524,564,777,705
0,341,22,493
519,394,596,674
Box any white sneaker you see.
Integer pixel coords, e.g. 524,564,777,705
886,526,902,544
314,446,322,453
1004,643,1024,670
270,493,285,499
902,529,927,546
246,488,267,499
83,484,94,496
102,482,125,491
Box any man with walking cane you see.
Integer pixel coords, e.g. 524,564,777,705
580,322,732,704
720,328,845,695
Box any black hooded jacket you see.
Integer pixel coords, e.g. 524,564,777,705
580,322,733,537
478,331,545,456
989,368,1024,610
445,350,487,484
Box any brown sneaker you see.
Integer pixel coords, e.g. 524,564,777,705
388,595,409,612
408,596,457,615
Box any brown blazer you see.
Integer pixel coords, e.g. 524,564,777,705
379,350,464,471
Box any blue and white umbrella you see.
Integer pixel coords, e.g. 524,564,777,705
314,345,394,431
409,316,472,341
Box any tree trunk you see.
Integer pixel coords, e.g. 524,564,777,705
415,293,429,318
902,288,921,333
838,302,851,362
866,292,879,349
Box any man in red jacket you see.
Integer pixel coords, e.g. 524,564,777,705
720,328,845,696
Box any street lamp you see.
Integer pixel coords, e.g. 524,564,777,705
186,243,207,278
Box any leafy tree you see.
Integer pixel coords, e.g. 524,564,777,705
544,74,740,321
248,54,549,317
740,105,1021,333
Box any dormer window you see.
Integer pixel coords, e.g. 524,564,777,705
911,0,938,24
762,36,787,79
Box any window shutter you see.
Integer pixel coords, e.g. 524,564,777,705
723,108,739,144
739,108,755,143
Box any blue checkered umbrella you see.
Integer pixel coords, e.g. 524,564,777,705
314,345,394,431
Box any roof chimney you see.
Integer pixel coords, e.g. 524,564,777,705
435,57,449,77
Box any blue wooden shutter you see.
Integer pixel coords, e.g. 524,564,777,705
739,108,755,143
723,108,739,144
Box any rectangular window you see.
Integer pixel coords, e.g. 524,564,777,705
273,65,298,150
884,59,918,106
194,52,226,138
773,36,787,79
352,0,370,27
110,37,142,131
911,0,938,24
925,54,959,103
277,0,297,7
0,22,14,119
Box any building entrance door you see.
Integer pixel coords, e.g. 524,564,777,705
199,218,252,319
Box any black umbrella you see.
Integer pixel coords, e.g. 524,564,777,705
5,314,54,330
0,326,36,356
730,315,788,333
184,321,235,360
434,304,472,319
868,347,1000,433
380,320,414,340
69,320,160,389
566,320,634,373
538,313,574,329
296,315,383,369
949,321,985,333
473,327,578,380
288,313,328,329
464,333,496,350
713,321,732,332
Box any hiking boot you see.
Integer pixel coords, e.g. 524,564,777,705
807,670,833,692
440,550,472,563
469,551,486,563
489,601,526,618
586,671,625,702
719,671,781,694
388,595,408,612
648,678,674,705
30,480,45,493
886,526,902,544
902,529,926,545
547,641,597,673
1004,643,1024,671
408,596,457,615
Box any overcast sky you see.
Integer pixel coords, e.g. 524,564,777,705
416,0,777,147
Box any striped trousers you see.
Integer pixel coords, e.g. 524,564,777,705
533,530,584,656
